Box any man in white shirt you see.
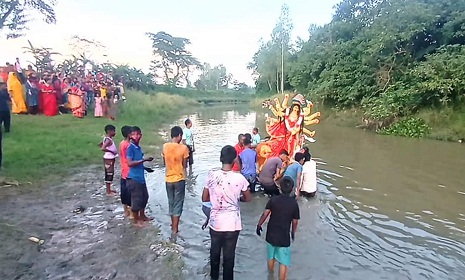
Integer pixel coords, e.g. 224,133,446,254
182,118,195,174
299,152,317,198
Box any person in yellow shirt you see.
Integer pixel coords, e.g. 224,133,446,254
162,126,189,238
7,72,27,114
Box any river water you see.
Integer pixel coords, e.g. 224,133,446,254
145,105,465,280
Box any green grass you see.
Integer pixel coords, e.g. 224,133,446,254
2,91,197,184
416,106,465,141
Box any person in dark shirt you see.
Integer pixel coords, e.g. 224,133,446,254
256,176,300,280
0,77,11,133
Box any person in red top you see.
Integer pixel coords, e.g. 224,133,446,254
232,134,245,172
119,125,134,219
39,77,58,116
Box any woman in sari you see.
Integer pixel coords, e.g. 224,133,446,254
68,87,85,118
266,101,305,158
39,77,58,116
25,74,39,114
7,72,27,114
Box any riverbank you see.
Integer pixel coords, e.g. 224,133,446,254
1,91,196,184
251,94,465,142
0,165,185,280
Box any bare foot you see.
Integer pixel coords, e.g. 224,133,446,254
133,221,146,228
110,189,117,193
129,214,134,220
141,216,154,221
106,192,116,197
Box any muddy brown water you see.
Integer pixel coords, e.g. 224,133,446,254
148,106,465,280
1,105,464,280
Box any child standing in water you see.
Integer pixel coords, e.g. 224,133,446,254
100,124,118,196
119,125,133,219
126,126,154,227
256,176,300,280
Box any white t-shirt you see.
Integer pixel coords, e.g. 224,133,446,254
301,160,317,193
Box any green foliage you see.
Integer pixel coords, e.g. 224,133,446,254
0,0,57,39
252,0,465,139
379,117,431,138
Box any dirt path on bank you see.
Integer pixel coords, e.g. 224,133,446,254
0,166,184,280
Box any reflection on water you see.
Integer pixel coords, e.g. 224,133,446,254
146,106,465,280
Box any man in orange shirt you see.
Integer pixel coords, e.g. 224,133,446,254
119,125,133,219
162,126,190,237
232,134,245,172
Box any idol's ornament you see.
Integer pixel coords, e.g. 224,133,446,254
258,93,321,168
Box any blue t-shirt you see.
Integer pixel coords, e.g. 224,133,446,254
283,162,303,185
127,142,145,184
239,148,257,176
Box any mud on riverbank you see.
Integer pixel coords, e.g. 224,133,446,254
0,166,184,280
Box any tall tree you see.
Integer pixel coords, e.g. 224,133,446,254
0,0,57,39
272,4,293,93
146,31,201,86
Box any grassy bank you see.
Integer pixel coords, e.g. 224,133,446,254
2,91,197,184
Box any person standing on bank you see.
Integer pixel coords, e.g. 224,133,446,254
0,77,11,133
182,118,195,175
162,126,190,237
202,145,252,280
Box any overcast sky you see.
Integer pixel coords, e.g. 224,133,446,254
0,0,340,85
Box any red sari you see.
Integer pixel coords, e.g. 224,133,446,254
266,110,304,158
40,83,58,116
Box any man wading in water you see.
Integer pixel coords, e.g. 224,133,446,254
203,145,252,280
163,126,190,238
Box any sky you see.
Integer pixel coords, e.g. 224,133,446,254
0,0,340,85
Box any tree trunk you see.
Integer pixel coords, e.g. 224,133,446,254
281,41,284,94
267,80,272,91
276,68,279,93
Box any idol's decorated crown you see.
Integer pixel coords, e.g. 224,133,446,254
292,93,307,106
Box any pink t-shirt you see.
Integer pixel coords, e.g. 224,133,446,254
205,168,249,232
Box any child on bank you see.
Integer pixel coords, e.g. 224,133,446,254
256,176,300,280
119,125,133,219
99,124,118,196
126,126,154,227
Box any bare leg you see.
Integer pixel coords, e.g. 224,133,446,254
132,210,145,228
171,216,180,233
279,264,288,280
268,259,275,272
105,182,115,196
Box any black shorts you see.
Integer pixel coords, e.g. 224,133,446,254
301,191,316,198
263,183,280,196
104,159,115,182
120,178,131,206
186,145,194,166
127,179,148,212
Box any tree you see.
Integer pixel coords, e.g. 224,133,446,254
248,4,293,94
146,31,201,86
0,0,57,39
272,4,293,94
194,63,232,91
23,40,59,74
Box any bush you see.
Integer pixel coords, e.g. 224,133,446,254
379,117,431,138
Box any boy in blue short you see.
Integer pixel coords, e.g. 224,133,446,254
256,176,300,280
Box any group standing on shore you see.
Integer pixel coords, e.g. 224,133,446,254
97,119,317,280
0,58,125,133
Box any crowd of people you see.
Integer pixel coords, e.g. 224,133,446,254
0,58,125,125
99,118,317,280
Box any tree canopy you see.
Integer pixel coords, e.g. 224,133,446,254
0,0,57,39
